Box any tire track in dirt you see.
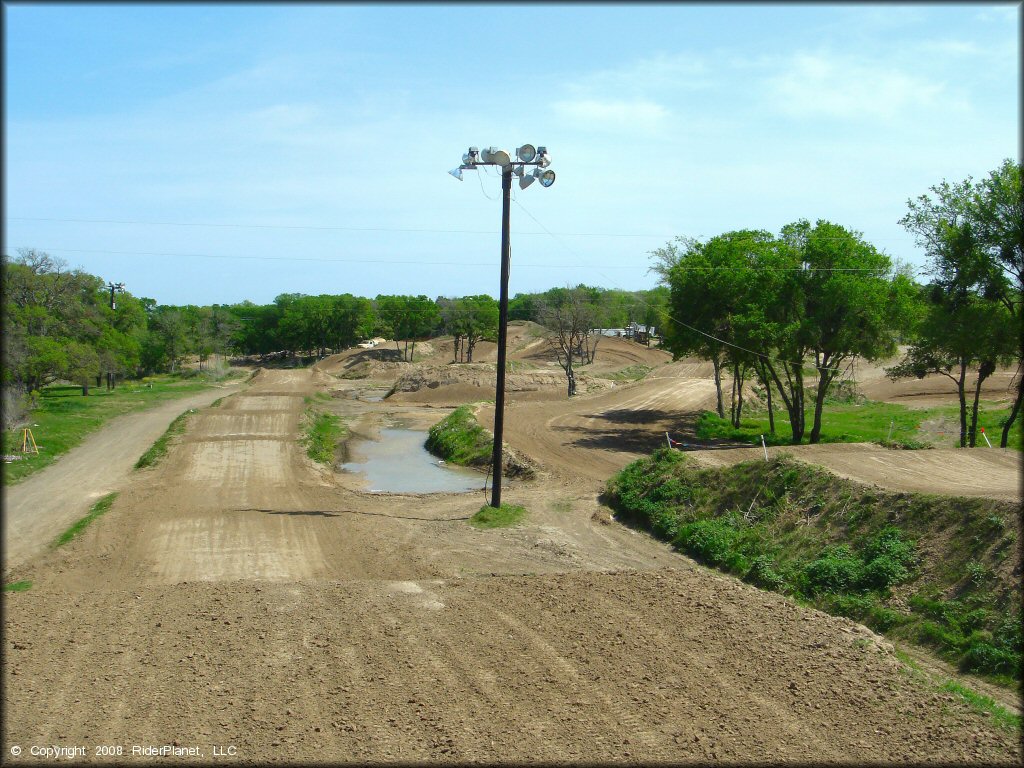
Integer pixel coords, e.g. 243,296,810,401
2,382,243,574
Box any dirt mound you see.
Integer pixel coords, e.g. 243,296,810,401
826,350,1019,407
387,364,563,406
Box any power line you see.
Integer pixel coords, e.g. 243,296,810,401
511,197,885,374
5,215,921,243
6,246,639,269
7,245,906,274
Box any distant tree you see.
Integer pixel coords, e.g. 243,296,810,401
538,287,598,397
661,232,768,419
900,159,1023,447
63,341,100,395
374,295,439,362
459,295,498,363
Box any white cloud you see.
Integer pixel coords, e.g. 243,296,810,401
975,5,1019,24
568,52,712,96
765,52,956,122
552,98,669,133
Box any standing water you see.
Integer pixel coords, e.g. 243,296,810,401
341,428,484,494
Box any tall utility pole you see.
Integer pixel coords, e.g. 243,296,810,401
105,282,125,389
450,145,556,509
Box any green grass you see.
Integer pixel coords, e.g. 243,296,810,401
470,503,527,529
606,449,1022,687
604,364,653,382
53,492,118,548
134,409,195,469
426,405,493,467
940,681,1021,731
2,373,233,485
301,409,346,464
696,398,1022,449
4,580,33,592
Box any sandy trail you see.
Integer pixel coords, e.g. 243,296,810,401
2,382,242,574
3,367,1020,764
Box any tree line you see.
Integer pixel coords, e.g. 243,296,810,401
653,159,1021,448
0,249,666,414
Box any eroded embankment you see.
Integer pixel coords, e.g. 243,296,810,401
606,449,1022,688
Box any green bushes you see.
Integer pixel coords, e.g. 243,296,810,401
426,406,535,478
606,449,1021,685
426,405,493,467
301,409,346,464
907,593,1021,677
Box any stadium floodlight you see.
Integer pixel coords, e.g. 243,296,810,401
448,167,464,181
516,144,537,163
534,168,556,187
480,147,511,166
519,173,535,190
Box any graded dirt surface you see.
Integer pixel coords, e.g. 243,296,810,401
2,382,243,574
4,356,1022,765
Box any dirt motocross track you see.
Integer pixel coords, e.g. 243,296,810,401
3,331,1022,765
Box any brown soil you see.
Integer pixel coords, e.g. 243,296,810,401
3,347,1022,765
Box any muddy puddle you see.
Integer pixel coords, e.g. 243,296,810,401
341,427,485,494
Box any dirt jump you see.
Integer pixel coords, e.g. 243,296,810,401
3,333,1021,764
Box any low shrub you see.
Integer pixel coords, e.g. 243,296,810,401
800,545,864,595
744,555,788,591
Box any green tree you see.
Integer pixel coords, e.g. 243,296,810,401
898,160,1023,446
63,341,100,395
374,295,440,362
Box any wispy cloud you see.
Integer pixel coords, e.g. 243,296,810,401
765,52,955,122
568,52,712,96
552,98,669,132
975,5,1019,24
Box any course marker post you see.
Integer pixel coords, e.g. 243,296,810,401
886,420,894,442
980,427,992,448
760,434,768,461
666,431,672,449
20,430,38,454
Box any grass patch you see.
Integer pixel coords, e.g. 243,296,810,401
606,449,1022,687
134,409,195,469
2,373,232,485
470,503,527,529
940,681,1021,731
426,405,493,467
4,580,33,592
301,409,346,464
695,398,1022,449
604,364,653,382
53,492,118,548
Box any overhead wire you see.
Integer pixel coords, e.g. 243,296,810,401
5,215,920,243
510,196,892,375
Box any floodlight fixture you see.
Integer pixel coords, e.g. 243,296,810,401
534,168,555,187
516,144,537,163
480,147,511,166
449,167,464,181
519,173,536,190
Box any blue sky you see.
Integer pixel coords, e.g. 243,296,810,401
4,3,1020,307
